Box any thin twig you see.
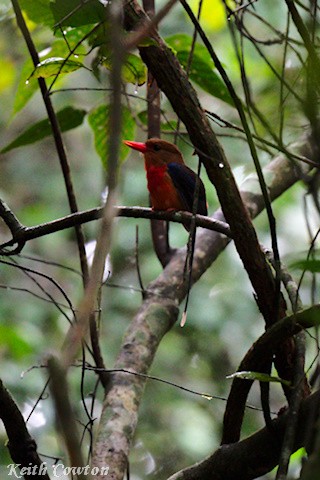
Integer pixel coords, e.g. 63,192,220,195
11,0,89,283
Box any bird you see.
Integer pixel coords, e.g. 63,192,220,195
124,138,207,229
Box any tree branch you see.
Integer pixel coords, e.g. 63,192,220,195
125,0,284,330
11,0,89,282
90,135,313,478
167,389,320,480
0,378,50,480
0,207,232,254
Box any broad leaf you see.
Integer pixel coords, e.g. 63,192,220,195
13,59,39,116
28,57,84,80
13,40,85,117
1,106,86,153
291,258,320,273
122,53,147,86
101,53,147,86
0,324,33,359
50,0,107,27
88,105,136,168
54,24,95,47
166,34,233,106
49,38,86,58
20,0,55,26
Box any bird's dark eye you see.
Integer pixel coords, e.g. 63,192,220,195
153,143,161,151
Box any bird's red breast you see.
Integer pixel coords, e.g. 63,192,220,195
146,164,187,211
124,138,208,220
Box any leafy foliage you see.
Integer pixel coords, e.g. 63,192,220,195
1,107,87,153
88,105,136,167
50,0,107,27
28,57,85,79
166,33,233,105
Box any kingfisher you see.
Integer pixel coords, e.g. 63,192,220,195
124,138,207,228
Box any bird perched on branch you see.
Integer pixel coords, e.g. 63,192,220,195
124,138,207,229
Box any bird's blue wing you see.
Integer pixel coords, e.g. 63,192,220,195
167,163,207,215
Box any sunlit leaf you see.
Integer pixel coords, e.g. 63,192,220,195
95,52,147,86
189,0,230,31
50,0,107,27
88,104,136,168
122,53,147,86
28,57,84,80
166,34,233,105
226,371,291,386
1,106,86,153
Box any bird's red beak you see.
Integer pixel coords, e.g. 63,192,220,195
123,140,148,153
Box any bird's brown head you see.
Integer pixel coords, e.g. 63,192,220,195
124,138,185,167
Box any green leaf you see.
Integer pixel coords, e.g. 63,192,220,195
49,39,86,59
20,0,55,26
226,370,291,386
28,57,84,80
178,51,233,105
0,57,15,92
104,53,146,85
50,0,107,27
88,105,136,168
122,53,147,86
1,106,86,153
291,258,320,273
13,59,39,116
291,305,320,328
166,33,213,63
13,38,86,117
53,24,94,48
0,324,33,359
166,33,233,106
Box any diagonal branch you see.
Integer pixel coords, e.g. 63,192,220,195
124,0,284,329
90,135,313,478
